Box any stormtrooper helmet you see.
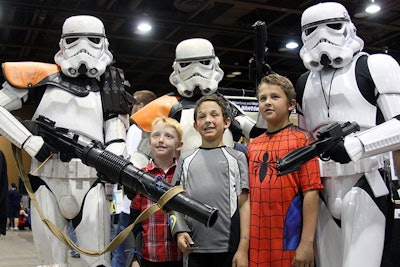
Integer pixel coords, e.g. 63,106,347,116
299,2,364,71
54,15,113,78
169,38,224,98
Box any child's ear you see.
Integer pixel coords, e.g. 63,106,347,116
176,141,183,152
224,117,231,129
288,99,296,112
174,141,184,158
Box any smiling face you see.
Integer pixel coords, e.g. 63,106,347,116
258,83,295,132
149,121,183,161
193,100,231,147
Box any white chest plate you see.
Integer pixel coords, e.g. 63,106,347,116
302,57,377,134
33,86,104,142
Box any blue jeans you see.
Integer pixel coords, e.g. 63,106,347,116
111,212,130,267
68,220,80,257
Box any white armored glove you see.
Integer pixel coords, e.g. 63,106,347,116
343,136,363,162
23,135,53,162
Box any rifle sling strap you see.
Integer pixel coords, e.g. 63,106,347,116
11,144,184,256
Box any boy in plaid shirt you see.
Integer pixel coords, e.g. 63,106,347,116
130,117,184,267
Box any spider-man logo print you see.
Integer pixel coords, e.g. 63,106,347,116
254,150,276,183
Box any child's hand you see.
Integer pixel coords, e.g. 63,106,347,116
293,240,314,267
176,232,194,254
232,248,248,267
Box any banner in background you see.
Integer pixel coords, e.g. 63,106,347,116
226,95,298,126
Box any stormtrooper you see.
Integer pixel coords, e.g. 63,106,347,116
130,38,262,168
296,2,400,267
0,15,130,266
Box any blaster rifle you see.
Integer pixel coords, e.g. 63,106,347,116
23,115,218,227
248,21,271,94
276,121,360,176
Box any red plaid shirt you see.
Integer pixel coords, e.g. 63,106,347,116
131,159,182,262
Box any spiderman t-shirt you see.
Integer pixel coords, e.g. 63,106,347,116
247,124,323,267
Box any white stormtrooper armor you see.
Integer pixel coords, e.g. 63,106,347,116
300,2,364,71
131,38,258,169
0,15,129,267
54,15,113,78
298,2,400,267
169,38,224,98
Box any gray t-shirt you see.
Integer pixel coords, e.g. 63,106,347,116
172,146,249,253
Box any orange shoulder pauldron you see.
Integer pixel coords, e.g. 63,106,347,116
131,95,180,132
2,62,60,89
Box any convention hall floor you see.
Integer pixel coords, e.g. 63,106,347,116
0,229,81,267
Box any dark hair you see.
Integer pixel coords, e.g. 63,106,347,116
193,94,229,122
11,182,17,189
133,90,157,105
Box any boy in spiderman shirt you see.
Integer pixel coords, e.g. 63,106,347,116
247,74,323,267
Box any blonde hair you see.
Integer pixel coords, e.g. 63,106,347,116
151,117,183,142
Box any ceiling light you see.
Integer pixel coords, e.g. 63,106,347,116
285,41,299,49
137,22,152,33
232,71,242,76
365,1,381,14
226,73,236,78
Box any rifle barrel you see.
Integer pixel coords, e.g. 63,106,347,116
81,146,218,227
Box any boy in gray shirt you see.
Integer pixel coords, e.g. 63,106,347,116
170,94,250,267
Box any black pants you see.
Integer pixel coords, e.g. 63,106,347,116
141,259,182,267
381,201,400,267
188,252,234,267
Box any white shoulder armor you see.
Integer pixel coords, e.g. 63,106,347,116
0,82,29,110
368,54,400,94
344,54,400,161
0,83,33,149
368,54,400,120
